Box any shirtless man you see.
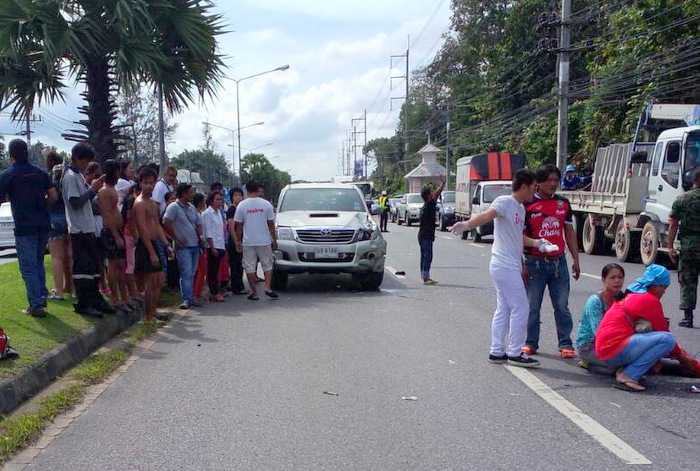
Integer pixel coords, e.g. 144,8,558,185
98,159,131,312
133,167,171,321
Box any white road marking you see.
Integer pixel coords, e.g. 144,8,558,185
581,273,599,280
468,243,487,249
505,365,652,465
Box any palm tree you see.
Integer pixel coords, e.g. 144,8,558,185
0,0,225,160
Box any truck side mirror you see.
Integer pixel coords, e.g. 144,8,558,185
682,170,694,192
630,151,648,164
472,196,480,205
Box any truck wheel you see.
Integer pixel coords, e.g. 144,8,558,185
397,214,403,225
407,218,412,227
582,215,605,255
614,221,641,263
472,228,482,242
271,271,288,291
640,222,659,266
359,271,384,291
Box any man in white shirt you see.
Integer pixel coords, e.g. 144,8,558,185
233,182,278,301
152,166,178,214
450,169,558,368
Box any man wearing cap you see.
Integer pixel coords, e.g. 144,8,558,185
561,164,583,190
667,168,700,328
378,190,390,232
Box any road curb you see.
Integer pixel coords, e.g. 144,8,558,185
0,308,143,415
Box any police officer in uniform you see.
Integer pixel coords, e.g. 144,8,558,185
667,168,700,328
378,190,390,232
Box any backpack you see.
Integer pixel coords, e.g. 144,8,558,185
0,328,19,360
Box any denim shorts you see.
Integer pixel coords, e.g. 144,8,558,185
48,212,68,241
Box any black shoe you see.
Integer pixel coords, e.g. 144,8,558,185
24,307,48,318
679,310,694,328
488,354,508,364
265,290,279,299
248,293,260,301
75,305,104,318
507,355,540,368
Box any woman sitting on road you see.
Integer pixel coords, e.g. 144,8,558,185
575,263,625,373
595,265,680,392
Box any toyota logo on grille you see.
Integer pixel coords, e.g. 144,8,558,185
320,228,332,236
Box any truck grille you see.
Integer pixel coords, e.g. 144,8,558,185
296,229,355,244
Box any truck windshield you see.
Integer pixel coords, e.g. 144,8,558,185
407,194,423,204
279,188,366,212
442,192,455,203
483,185,511,203
686,131,700,175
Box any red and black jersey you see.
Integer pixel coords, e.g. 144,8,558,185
524,194,573,257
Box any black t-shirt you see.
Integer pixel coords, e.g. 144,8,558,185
0,162,53,235
418,200,437,241
226,204,237,220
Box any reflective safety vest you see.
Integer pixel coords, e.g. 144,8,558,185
378,195,389,209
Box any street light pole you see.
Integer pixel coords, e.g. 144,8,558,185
229,64,290,178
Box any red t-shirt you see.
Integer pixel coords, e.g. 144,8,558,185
594,292,679,360
524,194,573,257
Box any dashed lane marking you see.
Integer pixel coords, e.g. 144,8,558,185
505,365,652,465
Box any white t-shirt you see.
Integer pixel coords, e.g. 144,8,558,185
116,178,136,209
490,195,525,271
152,179,174,214
202,207,226,250
233,197,275,246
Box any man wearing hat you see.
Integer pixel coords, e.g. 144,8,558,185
378,190,390,232
561,164,583,191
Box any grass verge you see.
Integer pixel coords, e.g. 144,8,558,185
0,317,168,464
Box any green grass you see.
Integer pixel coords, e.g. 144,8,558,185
0,316,169,463
0,258,178,379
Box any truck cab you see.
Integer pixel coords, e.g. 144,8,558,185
640,125,700,263
469,181,512,241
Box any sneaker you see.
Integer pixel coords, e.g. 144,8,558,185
488,354,508,364
179,302,191,310
423,279,438,286
265,290,279,299
248,293,260,301
48,292,65,301
24,307,48,318
521,345,537,356
75,305,104,318
507,355,540,368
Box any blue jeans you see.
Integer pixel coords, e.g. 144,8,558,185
605,332,676,381
525,255,573,349
15,231,50,311
418,237,434,281
176,247,200,304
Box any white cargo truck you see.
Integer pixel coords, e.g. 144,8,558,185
454,151,525,240
560,104,700,265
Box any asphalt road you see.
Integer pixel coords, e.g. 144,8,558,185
18,220,700,470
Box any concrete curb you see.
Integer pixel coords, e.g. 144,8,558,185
0,308,143,415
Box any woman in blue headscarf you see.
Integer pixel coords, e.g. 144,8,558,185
594,265,680,392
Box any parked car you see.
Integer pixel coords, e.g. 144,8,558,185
368,199,379,215
396,193,423,226
273,183,387,291
437,191,456,231
389,196,403,222
0,203,15,250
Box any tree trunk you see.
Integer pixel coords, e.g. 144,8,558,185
83,57,117,162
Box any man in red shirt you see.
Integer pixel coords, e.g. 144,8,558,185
523,164,581,358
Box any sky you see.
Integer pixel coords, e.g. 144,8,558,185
0,0,452,181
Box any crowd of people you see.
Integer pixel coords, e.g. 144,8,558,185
0,139,279,331
446,164,700,390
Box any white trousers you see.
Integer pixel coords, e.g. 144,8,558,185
489,264,529,357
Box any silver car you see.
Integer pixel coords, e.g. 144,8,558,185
273,183,387,291
0,202,15,249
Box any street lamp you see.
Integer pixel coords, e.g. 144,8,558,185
202,120,264,178
228,65,290,176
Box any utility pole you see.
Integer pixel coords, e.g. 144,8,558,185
352,112,367,179
391,36,410,154
445,108,451,192
556,0,571,172
363,108,368,179
157,83,167,176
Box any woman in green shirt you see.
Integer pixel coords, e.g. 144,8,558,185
575,263,625,372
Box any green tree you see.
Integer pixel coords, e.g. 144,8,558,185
0,0,224,161
172,148,232,186
240,153,291,204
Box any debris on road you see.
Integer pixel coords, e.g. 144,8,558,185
323,391,339,396
401,396,418,401
394,270,406,276
448,360,456,365
690,385,700,394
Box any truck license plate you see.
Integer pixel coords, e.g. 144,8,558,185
313,246,340,257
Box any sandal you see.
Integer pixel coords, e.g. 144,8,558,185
560,347,577,359
522,345,537,356
248,293,260,301
614,371,646,392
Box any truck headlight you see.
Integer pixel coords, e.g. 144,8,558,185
277,227,294,240
358,221,379,241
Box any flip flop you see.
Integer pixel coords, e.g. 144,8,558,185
613,379,645,392
248,293,260,301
